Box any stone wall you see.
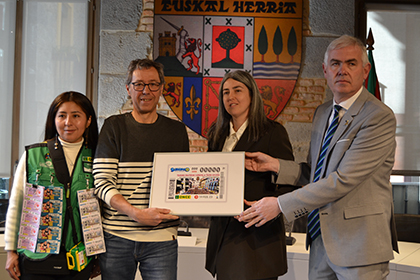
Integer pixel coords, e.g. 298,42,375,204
97,0,355,228
98,0,355,163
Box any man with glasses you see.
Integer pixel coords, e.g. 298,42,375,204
93,59,190,280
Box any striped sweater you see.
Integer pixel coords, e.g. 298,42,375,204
93,113,189,238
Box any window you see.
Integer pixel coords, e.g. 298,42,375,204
357,0,420,216
0,0,99,223
367,6,420,173
367,7,420,215
0,0,17,222
0,0,16,189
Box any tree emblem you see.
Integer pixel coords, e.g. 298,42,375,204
212,28,243,68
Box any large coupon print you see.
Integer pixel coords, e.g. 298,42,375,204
150,152,245,216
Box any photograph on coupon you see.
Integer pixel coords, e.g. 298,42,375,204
167,164,226,201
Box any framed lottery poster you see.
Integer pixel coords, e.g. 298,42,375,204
149,152,245,216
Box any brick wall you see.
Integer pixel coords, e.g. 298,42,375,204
278,78,326,124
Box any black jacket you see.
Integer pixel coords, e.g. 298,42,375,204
205,120,295,279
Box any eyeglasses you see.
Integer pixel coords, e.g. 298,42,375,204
130,82,161,92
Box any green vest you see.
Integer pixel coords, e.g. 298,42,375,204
18,142,93,260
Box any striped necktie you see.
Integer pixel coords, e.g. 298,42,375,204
308,105,342,242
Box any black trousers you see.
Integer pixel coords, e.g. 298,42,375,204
19,253,94,280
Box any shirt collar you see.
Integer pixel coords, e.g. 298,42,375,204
334,86,363,111
229,119,248,141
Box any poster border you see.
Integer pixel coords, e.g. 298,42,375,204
150,152,245,216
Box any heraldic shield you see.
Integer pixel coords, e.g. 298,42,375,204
154,0,303,137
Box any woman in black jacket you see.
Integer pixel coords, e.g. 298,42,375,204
205,70,295,280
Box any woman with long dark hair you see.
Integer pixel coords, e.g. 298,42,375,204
205,71,295,280
5,91,99,280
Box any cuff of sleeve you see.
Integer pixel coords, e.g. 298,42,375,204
4,242,17,252
270,159,281,183
277,197,283,213
104,189,122,206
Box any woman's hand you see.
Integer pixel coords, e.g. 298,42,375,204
5,251,20,280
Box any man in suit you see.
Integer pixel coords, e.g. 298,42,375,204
238,35,399,279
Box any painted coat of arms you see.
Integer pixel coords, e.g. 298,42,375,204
154,0,303,137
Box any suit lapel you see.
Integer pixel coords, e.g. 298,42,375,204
233,128,255,152
214,129,229,151
330,88,369,145
322,89,370,173
212,126,255,152
215,127,258,186
234,128,261,186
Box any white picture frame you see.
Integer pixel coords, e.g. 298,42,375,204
149,152,245,216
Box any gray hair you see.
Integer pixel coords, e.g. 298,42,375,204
324,35,369,66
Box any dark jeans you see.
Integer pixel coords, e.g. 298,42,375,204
99,231,178,280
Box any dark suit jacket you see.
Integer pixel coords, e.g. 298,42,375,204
205,120,295,279
276,88,399,267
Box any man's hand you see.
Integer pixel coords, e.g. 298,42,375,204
236,198,281,228
245,152,279,173
129,207,179,226
110,194,179,226
5,251,20,280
